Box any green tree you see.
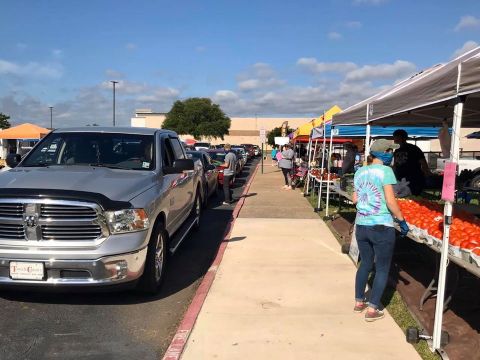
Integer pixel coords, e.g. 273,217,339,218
267,126,293,146
162,98,231,140
0,113,11,130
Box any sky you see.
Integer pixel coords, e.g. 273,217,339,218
0,0,479,128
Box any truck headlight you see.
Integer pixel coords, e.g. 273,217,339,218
105,209,150,234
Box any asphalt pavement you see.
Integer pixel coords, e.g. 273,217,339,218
0,158,260,360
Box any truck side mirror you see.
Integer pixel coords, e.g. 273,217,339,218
164,159,194,174
6,154,21,168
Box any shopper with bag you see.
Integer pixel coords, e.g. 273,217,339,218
352,139,409,321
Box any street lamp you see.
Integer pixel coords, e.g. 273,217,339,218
110,80,119,126
49,106,53,129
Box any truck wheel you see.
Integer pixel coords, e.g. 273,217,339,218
137,222,167,294
192,191,202,230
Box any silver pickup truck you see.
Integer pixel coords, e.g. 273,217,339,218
0,127,202,293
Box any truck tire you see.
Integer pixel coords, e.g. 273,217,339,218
193,190,202,230
137,222,168,294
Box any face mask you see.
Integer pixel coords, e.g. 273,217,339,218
371,151,393,166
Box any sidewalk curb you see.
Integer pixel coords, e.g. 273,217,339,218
162,162,261,360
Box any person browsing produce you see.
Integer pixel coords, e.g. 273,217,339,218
352,139,409,322
392,129,430,196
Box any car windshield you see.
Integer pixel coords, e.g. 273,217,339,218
195,142,210,147
22,132,155,170
209,152,226,164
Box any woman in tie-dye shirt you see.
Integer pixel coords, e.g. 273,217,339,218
352,139,409,322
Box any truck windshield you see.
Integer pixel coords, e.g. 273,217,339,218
22,132,155,170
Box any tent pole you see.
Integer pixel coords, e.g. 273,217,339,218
365,104,371,162
432,94,465,351
305,137,313,195
365,124,371,160
318,118,327,209
308,139,318,196
325,127,334,217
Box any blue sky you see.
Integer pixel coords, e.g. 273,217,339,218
0,0,479,127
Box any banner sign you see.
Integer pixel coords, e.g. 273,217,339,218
274,137,290,145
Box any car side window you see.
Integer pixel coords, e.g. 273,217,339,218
162,138,175,167
170,138,185,160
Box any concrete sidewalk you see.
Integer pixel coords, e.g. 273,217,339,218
181,166,420,360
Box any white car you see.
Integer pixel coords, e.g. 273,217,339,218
194,142,211,151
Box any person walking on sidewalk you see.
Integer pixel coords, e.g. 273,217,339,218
221,144,237,205
279,143,294,190
352,139,409,322
271,146,278,167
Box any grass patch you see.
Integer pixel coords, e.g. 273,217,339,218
382,286,440,360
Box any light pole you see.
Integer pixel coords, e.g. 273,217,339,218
110,80,119,126
49,106,53,129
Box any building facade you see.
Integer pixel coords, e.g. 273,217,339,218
131,109,310,146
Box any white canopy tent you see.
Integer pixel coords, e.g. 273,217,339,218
332,46,480,353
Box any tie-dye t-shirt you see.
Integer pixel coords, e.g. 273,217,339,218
354,164,397,227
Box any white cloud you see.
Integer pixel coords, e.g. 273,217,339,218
297,58,358,74
0,80,180,128
452,41,479,58
238,78,285,91
105,69,125,79
344,60,416,82
136,87,180,102
236,63,285,92
346,21,362,29
0,59,63,78
328,32,342,40
212,59,418,116
100,80,151,95
125,43,137,51
454,15,480,32
353,0,389,5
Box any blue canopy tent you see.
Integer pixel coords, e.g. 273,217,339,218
311,124,442,139
310,123,444,216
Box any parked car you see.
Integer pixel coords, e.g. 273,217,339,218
186,150,218,206
232,146,248,165
231,148,244,173
205,149,236,187
253,145,261,157
194,142,211,151
0,127,202,293
241,144,255,158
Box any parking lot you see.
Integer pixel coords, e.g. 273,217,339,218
0,158,259,360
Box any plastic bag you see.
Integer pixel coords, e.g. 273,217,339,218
393,178,412,197
438,121,451,158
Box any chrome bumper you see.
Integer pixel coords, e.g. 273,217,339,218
0,247,148,286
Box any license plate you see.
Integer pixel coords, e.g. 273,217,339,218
10,261,45,280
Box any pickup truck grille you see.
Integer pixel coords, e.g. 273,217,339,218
0,224,25,239
40,204,97,219
41,225,102,241
0,200,106,242
0,203,23,219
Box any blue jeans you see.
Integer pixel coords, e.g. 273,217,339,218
355,224,396,309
